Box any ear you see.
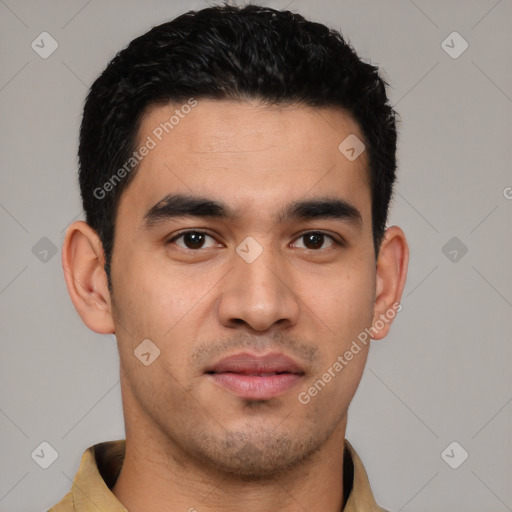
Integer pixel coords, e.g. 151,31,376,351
61,221,115,334
370,225,409,340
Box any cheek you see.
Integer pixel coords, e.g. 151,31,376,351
112,246,188,333
300,256,374,403
305,260,375,337
111,253,205,383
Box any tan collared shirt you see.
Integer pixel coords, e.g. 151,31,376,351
48,439,388,512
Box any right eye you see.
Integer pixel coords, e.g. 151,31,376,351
166,231,222,250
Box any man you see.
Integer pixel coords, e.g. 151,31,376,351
52,3,408,511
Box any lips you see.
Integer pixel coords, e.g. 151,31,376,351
205,352,305,400
206,352,305,375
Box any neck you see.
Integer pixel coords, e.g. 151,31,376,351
112,388,347,512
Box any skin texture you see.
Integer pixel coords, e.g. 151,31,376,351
62,99,408,512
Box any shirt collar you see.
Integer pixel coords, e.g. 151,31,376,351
53,439,385,512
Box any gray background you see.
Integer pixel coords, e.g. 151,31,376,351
1,0,511,511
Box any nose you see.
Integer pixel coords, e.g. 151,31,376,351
217,242,300,332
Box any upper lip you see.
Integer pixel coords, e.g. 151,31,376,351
205,352,305,375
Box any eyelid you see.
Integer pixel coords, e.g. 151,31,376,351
291,230,346,248
166,229,220,246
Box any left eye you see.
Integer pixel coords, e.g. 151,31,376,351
291,232,337,250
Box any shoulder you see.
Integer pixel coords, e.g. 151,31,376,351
47,490,74,511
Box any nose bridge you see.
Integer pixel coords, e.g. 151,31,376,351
240,239,282,295
217,237,300,331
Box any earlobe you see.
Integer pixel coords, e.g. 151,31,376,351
61,221,115,334
370,225,409,340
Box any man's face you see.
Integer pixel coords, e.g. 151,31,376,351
110,99,377,478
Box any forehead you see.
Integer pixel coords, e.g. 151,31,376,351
138,99,366,163
119,99,371,227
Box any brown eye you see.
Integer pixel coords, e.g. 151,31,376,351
168,231,218,250
291,232,337,250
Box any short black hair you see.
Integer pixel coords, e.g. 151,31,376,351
78,3,398,289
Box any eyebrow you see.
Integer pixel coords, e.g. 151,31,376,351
141,193,363,230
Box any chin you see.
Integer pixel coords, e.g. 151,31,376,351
183,421,328,481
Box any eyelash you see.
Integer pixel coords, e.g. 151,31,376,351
166,230,345,250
